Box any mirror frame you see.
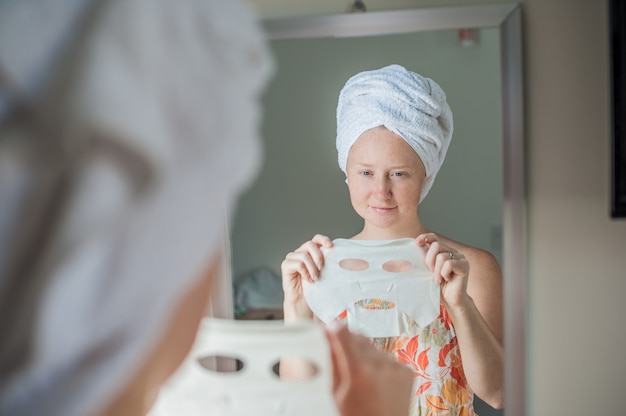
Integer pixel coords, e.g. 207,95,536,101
265,5,527,414
216,4,526,415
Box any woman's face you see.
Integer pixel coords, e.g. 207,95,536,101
346,126,426,236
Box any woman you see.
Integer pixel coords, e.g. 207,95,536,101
0,2,413,416
281,64,504,414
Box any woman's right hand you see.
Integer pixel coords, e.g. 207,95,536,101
281,234,333,320
326,323,413,416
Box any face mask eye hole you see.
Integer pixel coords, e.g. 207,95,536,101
382,259,413,272
197,355,245,373
339,258,369,271
271,356,319,382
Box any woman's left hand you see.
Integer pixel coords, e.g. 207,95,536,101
416,233,470,308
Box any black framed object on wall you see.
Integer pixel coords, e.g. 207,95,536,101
610,0,626,218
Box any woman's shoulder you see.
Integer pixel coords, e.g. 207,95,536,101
436,234,502,278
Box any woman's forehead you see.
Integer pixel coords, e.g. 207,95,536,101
348,128,424,169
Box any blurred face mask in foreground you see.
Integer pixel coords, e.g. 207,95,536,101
149,318,338,416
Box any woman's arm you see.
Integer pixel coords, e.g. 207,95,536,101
327,323,414,416
417,234,504,409
448,252,504,409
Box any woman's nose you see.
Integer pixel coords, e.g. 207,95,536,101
373,177,391,198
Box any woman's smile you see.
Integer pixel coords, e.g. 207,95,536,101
370,205,396,214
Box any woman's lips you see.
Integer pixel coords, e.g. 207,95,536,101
370,206,396,214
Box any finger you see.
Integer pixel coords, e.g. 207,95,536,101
283,251,319,282
324,328,343,393
298,240,327,272
427,249,445,284
312,234,334,248
415,232,438,248
439,258,454,283
329,323,355,358
434,250,462,282
424,240,444,270
431,252,445,284
440,258,469,281
325,324,354,393
424,240,459,272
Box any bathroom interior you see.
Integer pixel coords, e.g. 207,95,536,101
221,1,626,414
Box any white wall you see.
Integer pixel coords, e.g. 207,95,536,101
248,0,626,415
523,1,626,415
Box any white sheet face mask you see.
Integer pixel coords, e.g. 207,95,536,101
303,238,440,338
149,318,338,416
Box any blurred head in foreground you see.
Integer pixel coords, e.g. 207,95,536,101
0,0,273,414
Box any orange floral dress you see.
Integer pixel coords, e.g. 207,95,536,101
337,303,476,416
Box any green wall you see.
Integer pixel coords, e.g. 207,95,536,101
231,28,502,282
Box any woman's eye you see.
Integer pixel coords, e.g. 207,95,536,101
391,171,404,177
360,171,372,176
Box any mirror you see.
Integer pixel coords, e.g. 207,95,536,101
226,4,525,416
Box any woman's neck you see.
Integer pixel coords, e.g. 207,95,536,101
353,219,429,240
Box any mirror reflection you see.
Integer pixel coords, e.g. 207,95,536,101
231,24,506,416
232,28,502,299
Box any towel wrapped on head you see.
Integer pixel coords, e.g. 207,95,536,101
336,64,453,202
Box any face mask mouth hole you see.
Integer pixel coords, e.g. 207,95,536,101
272,356,319,382
382,259,413,272
197,355,245,373
339,258,369,271
355,298,396,310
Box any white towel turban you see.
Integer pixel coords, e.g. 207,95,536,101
0,0,273,415
336,64,453,202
